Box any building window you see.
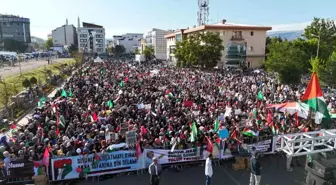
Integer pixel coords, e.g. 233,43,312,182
220,31,225,36
80,34,87,38
233,31,242,37
250,31,254,36
249,46,254,51
80,39,87,42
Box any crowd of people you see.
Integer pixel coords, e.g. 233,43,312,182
1,60,335,166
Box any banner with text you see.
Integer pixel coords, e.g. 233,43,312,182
51,150,145,181
144,147,208,166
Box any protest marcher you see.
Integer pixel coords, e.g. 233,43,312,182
205,153,213,185
250,153,261,185
149,157,162,185
1,60,334,183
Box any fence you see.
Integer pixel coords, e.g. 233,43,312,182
6,136,276,184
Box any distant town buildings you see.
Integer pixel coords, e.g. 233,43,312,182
144,28,174,60
165,19,272,68
77,17,106,54
51,19,77,47
0,14,31,51
112,33,143,53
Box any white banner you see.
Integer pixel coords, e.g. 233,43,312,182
51,150,145,181
144,147,212,166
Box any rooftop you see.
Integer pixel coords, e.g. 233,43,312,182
165,20,272,38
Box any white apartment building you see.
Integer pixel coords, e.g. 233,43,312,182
165,20,272,68
52,24,77,47
112,33,143,53
77,22,105,54
144,28,174,60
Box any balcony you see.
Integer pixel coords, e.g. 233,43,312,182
231,35,244,41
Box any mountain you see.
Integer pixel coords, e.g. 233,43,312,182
31,36,45,44
267,30,304,41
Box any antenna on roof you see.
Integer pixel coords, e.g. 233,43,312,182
197,0,209,26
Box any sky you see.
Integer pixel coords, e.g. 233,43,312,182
0,0,335,40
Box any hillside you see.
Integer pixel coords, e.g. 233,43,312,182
267,30,304,41
31,36,45,44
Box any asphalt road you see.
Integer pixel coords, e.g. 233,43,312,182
0,58,62,78
74,155,306,185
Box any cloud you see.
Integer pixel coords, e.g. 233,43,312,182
269,21,311,32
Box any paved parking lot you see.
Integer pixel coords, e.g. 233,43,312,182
74,155,306,185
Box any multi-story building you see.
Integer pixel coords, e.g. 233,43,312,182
137,38,146,54
144,28,174,60
112,33,143,53
77,21,105,54
51,20,77,47
165,20,272,68
0,14,31,51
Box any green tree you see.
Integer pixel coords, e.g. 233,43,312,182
45,38,53,50
143,46,155,61
303,17,336,60
265,41,306,84
311,52,336,88
68,44,78,56
175,32,224,68
198,32,224,68
22,79,31,88
134,48,140,54
114,45,126,57
0,82,16,118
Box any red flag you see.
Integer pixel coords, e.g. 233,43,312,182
93,112,98,122
56,128,60,135
135,142,142,160
42,146,50,167
115,125,120,132
206,137,213,153
10,123,16,129
183,101,193,107
124,77,129,82
140,126,147,135
267,111,272,124
168,123,173,131
94,153,102,161
295,112,299,127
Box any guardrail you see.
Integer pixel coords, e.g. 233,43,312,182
6,136,276,184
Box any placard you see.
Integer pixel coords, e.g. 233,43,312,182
126,131,137,147
8,161,34,177
119,123,128,135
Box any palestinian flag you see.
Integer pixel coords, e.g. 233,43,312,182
190,121,198,142
61,89,67,97
107,100,114,109
68,89,73,97
242,128,257,137
38,96,46,107
257,91,264,100
213,117,219,133
165,90,174,98
301,72,331,128
119,81,124,87
57,114,65,127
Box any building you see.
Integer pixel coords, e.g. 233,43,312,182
112,33,143,53
51,20,77,47
77,19,106,54
144,28,174,60
0,14,31,51
165,20,272,68
137,38,146,54
47,34,52,39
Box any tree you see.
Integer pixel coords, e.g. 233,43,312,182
143,46,155,61
30,77,38,86
0,82,16,119
311,52,336,88
134,48,140,54
174,32,224,68
22,79,31,88
68,44,78,56
198,32,224,68
265,41,306,84
114,45,126,57
303,18,336,60
265,36,283,60
291,38,319,73
45,38,53,50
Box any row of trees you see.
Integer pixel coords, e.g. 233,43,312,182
174,32,224,68
265,18,336,87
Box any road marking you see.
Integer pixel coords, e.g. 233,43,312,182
223,169,241,185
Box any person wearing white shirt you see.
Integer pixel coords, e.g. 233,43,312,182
149,157,162,185
205,153,213,185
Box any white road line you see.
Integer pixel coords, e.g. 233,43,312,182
223,169,241,185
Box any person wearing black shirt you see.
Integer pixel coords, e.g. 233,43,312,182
250,154,261,185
